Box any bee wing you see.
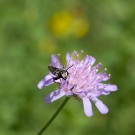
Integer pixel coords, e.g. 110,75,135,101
48,66,61,76
48,66,57,73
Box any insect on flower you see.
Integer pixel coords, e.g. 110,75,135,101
37,51,118,117
48,65,73,81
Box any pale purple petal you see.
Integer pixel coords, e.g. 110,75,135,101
104,84,118,91
82,55,89,65
87,89,102,97
95,73,110,82
101,91,110,95
92,98,109,114
97,83,118,92
90,56,96,65
94,63,102,69
66,91,73,96
82,55,96,66
102,73,110,81
71,50,77,57
51,54,62,68
37,74,54,89
66,53,71,65
82,97,93,117
45,90,66,103
70,51,75,60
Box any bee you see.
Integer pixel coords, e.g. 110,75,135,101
48,65,73,81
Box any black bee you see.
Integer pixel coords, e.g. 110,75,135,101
48,65,73,81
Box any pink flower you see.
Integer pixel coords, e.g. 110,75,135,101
37,51,118,117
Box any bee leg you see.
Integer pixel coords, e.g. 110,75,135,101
53,77,59,83
53,78,56,83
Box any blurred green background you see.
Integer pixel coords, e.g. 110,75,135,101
0,0,135,135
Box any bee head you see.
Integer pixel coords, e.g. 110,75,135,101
61,70,68,80
61,65,73,80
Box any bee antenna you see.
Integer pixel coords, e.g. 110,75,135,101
66,65,74,71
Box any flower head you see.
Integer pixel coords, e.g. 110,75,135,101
37,51,117,117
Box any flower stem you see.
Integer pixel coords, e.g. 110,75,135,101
37,97,70,135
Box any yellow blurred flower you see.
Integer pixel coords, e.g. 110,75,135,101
49,11,72,37
71,17,89,38
49,10,89,38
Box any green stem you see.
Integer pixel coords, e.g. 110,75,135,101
37,97,70,135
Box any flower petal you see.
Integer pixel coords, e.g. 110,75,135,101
97,83,118,92
51,54,62,68
90,56,96,65
102,91,110,95
104,84,118,91
82,55,89,65
102,73,110,81
66,52,71,65
95,73,110,82
82,97,93,117
92,98,109,114
45,90,66,103
37,74,54,89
